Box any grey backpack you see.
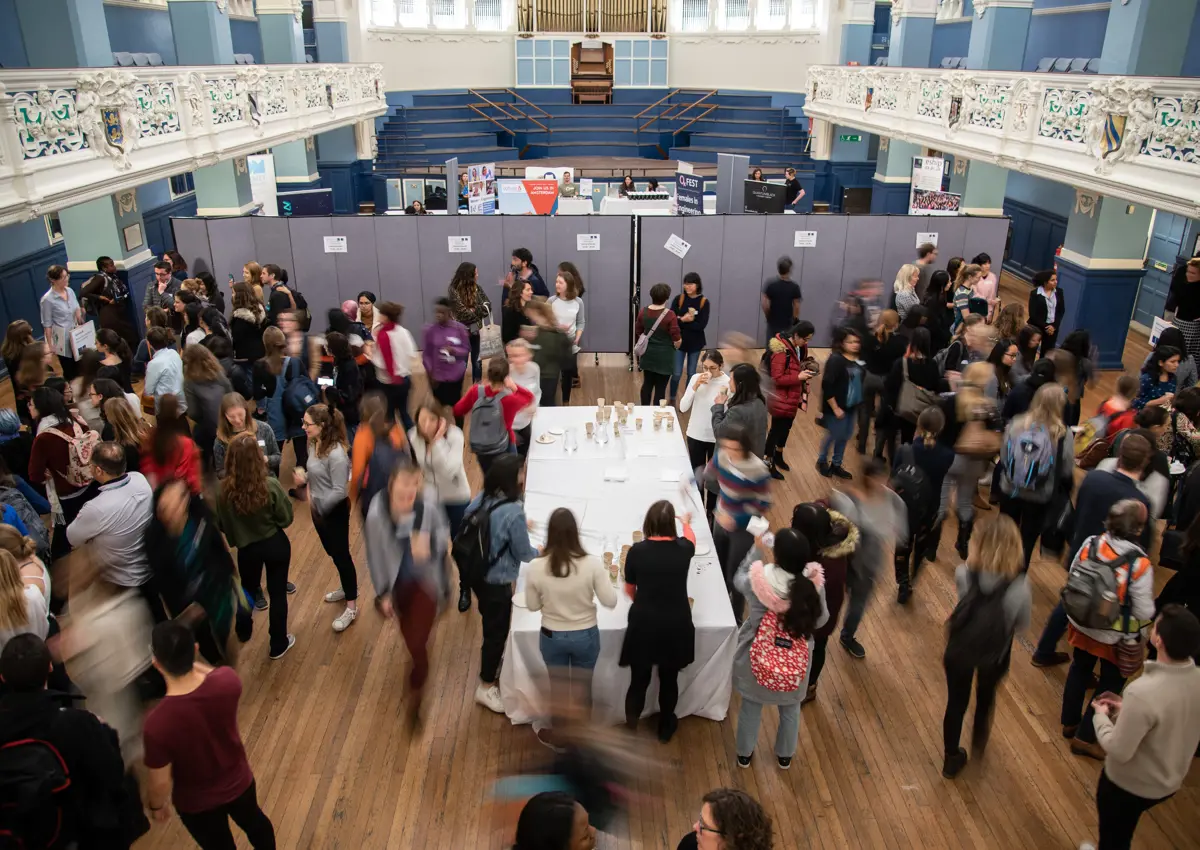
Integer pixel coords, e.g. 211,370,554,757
1061,540,1130,631
1000,421,1058,503
468,388,511,455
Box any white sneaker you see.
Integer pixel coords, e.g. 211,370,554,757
332,607,357,632
324,589,345,603
1079,844,1096,850
474,684,505,714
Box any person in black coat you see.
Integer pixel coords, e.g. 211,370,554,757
881,328,948,456
922,270,955,355
1002,358,1056,420
323,331,363,434
1028,269,1065,354
619,500,696,743
859,310,908,456
0,635,149,848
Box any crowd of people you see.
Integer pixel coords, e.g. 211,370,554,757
0,244,1197,850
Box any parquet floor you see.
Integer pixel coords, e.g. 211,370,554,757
121,273,1197,849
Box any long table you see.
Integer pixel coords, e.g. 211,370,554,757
500,405,737,726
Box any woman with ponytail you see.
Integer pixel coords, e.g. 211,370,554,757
731,527,828,769
296,403,359,633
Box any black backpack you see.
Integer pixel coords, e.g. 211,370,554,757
451,497,516,587
944,573,1013,669
0,737,71,850
291,290,312,332
889,445,931,529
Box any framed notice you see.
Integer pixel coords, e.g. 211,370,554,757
577,234,600,251
794,231,817,248
448,235,472,253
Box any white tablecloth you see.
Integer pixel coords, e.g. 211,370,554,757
555,196,596,215
598,196,674,216
500,406,737,726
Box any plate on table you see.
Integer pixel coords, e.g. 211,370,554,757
536,433,557,444
512,592,528,608
547,427,564,435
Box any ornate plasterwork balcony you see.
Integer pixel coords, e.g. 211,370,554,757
803,65,1200,219
0,62,387,226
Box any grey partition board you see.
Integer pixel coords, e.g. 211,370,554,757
682,216,729,344
965,217,1007,271
332,217,382,305
286,218,339,326
922,217,968,264
502,217,548,286
797,215,849,347
841,217,888,290
546,215,591,288
458,216,508,304
207,219,258,288
172,219,214,279
417,216,468,329
250,218,295,283
372,217,425,338
639,217,684,289
882,217,927,285
720,216,769,342
579,216,633,352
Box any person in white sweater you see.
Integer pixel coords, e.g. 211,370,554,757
506,339,541,458
525,507,616,744
548,270,585,405
409,399,473,612
679,350,730,473
1081,604,1200,850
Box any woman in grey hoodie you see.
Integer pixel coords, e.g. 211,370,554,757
712,363,769,459
365,464,451,728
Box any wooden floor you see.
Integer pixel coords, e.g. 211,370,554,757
129,272,1199,850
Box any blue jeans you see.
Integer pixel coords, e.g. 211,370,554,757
670,349,702,402
818,409,856,467
1034,601,1069,660
540,625,601,715
469,332,482,383
736,697,802,759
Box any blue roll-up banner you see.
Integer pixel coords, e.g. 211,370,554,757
676,171,703,216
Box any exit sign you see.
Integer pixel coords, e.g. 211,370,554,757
839,134,862,142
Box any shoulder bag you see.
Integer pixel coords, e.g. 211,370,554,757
633,308,667,359
897,359,941,422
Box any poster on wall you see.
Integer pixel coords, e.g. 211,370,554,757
495,180,560,215
908,156,960,216
468,163,496,214
247,155,277,216
676,171,703,216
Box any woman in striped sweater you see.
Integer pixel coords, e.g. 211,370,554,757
708,424,771,622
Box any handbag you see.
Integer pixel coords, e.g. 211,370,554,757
1113,567,1146,678
477,304,503,360
633,308,667,359
955,418,1001,458
1040,493,1075,559
897,359,941,422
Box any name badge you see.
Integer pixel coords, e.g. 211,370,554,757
447,336,461,344
257,440,266,447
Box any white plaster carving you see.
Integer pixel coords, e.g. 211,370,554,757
117,190,137,213
1074,189,1098,217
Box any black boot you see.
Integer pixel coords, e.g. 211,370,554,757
920,517,944,565
894,547,912,604
457,584,472,613
954,518,973,561
768,452,785,480
775,450,790,472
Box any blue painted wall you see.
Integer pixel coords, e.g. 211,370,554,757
1003,197,1066,281
1022,9,1107,71
104,4,178,65
231,19,263,63
143,194,197,260
931,22,971,65
0,243,66,334
1184,3,1200,77
0,219,49,265
1005,172,1075,219
0,0,28,67
138,179,173,212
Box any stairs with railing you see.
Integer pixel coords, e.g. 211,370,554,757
373,88,811,173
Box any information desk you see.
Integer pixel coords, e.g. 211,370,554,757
500,406,737,726
554,197,597,215
598,196,674,216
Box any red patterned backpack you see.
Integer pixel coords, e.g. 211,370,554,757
749,611,810,692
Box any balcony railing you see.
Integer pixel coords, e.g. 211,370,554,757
0,62,387,226
803,65,1200,220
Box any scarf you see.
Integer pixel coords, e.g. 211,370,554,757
377,320,397,378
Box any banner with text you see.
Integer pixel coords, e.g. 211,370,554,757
908,156,960,216
676,171,703,216
468,163,496,214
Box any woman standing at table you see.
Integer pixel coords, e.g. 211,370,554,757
637,283,682,406
40,265,84,381
525,507,617,746
679,350,730,475
467,454,540,715
620,499,696,743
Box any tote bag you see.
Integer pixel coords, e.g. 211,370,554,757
478,304,503,360
897,359,941,422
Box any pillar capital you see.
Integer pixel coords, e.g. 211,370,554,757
312,0,352,23
972,0,1033,17
890,0,937,26
256,0,304,18
842,0,875,26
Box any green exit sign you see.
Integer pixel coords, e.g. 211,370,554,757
839,134,862,142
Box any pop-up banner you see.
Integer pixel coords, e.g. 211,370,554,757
496,179,560,215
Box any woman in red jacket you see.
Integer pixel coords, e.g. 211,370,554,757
763,321,815,480
141,394,202,494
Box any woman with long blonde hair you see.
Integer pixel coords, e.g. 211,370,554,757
0,548,48,651
994,302,1026,343
243,261,264,304
296,404,360,632
938,361,1001,561
3,320,34,402
893,263,921,321
254,325,306,484
213,432,295,657
952,262,984,329
940,514,1031,778
0,525,48,609
998,382,1076,569
102,397,149,474
214,391,280,478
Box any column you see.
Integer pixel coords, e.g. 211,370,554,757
1100,0,1199,77
839,0,874,66
946,158,1007,216
870,138,920,214
1057,192,1152,368
14,0,112,68
314,3,371,213
965,0,1032,71
274,137,321,191
167,0,236,66
886,0,936,68
194,158,259,216
59,191,156,321
257,0,306,65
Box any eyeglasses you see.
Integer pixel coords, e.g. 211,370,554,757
696,817,723,836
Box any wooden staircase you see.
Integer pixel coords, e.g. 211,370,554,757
571,41,613,104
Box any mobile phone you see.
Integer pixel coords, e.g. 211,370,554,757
317,377,334,388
